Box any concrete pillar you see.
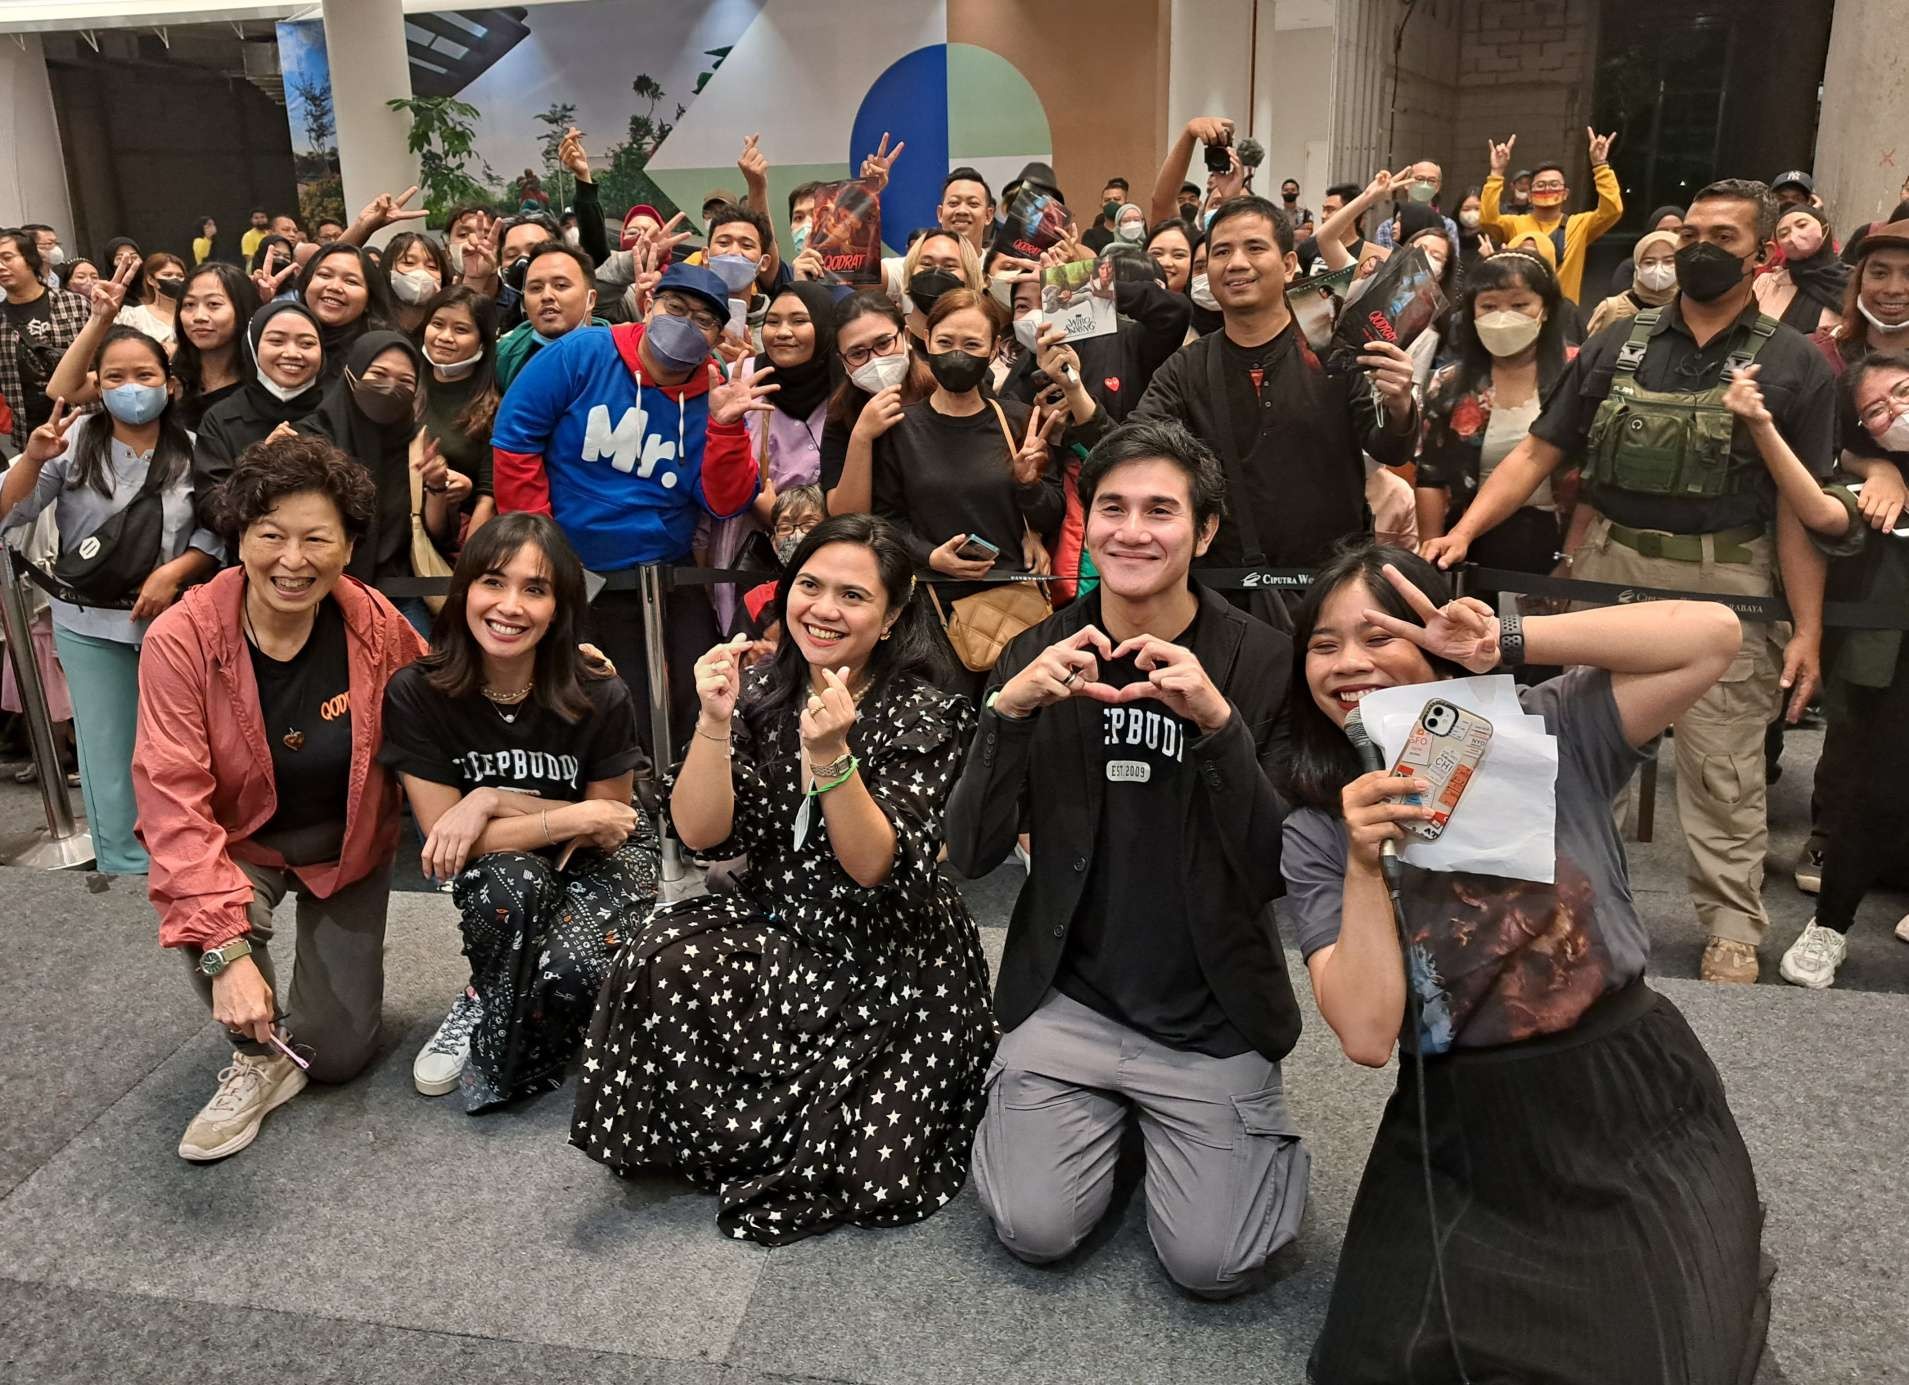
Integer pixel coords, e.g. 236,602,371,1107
1813,0,1909,228
1166,0,1255,149
320,0,419,242
0,36,75,240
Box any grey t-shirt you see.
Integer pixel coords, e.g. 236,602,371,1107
1283,667,1650,1053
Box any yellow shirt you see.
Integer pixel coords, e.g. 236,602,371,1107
1479,163,1623,305
192,237,213,265
239,227,267,263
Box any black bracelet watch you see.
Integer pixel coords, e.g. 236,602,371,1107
1497,594,1525,669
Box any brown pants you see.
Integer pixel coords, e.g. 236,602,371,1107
183,857,392,1083
1574,515,1784,947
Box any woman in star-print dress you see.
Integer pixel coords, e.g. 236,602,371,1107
572,515,996,1244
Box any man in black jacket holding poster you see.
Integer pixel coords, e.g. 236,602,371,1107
945,420,1309,1299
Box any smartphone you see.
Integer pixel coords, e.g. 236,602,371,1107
1387,699,1493,841
955,535,1002,563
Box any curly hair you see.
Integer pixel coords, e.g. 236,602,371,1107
213,433,375,541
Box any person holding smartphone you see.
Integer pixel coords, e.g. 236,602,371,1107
1281,544,1768,1383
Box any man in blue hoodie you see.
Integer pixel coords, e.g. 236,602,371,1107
492,262,777,756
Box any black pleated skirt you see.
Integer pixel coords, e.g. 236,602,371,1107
1311,983,1772,1385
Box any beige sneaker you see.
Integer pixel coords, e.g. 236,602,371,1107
178,1051,308,1162
1699,937,1760,985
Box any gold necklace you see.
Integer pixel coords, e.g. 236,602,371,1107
481,682,533,705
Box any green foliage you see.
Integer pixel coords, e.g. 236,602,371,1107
535,101,579,211
386,95,501,218
596,74,684,222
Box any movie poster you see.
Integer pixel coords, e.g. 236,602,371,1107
992,184,1069,260
1038,258,1117,343
804,180,883,285
1291,262,1358,351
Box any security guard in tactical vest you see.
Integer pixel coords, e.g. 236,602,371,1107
1426,179,1839,984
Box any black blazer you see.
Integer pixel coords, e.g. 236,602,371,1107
944,584,1302,1061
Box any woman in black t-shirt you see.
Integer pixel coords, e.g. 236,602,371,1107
413,284,500,537
379,513,654,1112
818,291,932,515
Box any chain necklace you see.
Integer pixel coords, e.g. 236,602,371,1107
481,682,533,705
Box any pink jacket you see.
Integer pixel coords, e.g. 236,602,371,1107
133,567,427,950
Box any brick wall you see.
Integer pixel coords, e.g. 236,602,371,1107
1450,0,1600,199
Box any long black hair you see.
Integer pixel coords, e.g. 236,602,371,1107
753,513,952,724
1439,250,1569,400
382,231,453,298
67,326,192,497
296,242,394,331
1282,544,1466,814
825,290,929,432
173,262,251,416
418,512,601,722
413,283,500,439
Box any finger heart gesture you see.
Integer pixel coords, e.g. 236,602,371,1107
800,666,859,761
1076,635,1232,734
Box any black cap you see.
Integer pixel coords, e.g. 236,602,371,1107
1771,170,1815,194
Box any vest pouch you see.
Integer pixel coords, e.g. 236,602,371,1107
1681,399,1741,498
1588,387,1686,496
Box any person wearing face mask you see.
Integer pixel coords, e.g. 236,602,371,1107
416,284,502,536
1478,130,1624,303
1425,179,1841,984
296,243,393,387
1755,205,1849,336
0,229,88,452
1081,179,1131,254
1370,160,1460,261
691,204,781,346
57,257,100,301
380,231,452,335
491,262,775,758
1609,206,1686,295
736,483,826,641
23,224,65,292
1586,227,1682,337
192,301,328,535
1,329,222,874
1504,167,1534,216
111,251,188,349
871,289,1066,694
1312,178,1458,385
493,242,607,391
1280,178,1317,231
819,292,933,516
1455,187,1488,266
889,229,984,350
461,211,562,327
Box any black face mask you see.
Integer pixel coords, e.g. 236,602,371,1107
503,255,531,292
908,268,963,318
927,348,990,394
1674,242,1751,303
347,370,416,425
154,276,186,300
1282,191,1298,203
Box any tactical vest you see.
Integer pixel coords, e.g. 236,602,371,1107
1585,307,1778,498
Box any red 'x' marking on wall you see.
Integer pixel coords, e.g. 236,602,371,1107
1882,149,1899,169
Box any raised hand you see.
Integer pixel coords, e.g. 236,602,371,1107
1488,134,1518,177
1185,116,1235,146
859,131,906,193
91,257,137,321
791,245,826,280
1213,145,1247,202
1011,404,1065,485
461,218,504,286
359,185,428,232
1722,365,1773,428
252,260,297,306
994,625,1116,718
708,359,778,425
1360,561,1502,673
737,132,767,187
1365,167,1410,202
799,665,859,765
558,126,593,183
1076,635,1233,734
1357,339,1418,416
1586,127,1617,165
22,397,80,466
850,384,905,442
694,633,755,723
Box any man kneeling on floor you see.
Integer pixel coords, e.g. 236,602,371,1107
946,419,1310,1297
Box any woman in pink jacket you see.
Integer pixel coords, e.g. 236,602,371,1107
133,433,426,1163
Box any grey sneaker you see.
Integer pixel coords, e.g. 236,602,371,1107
178,1051,307,1162
414,990,482,1096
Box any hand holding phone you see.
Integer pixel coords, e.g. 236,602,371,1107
954,535,1001,563
1387,699,1493,840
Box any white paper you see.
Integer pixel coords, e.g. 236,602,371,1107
1360,674,1558,884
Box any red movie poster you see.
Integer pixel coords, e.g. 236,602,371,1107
805,180,883,285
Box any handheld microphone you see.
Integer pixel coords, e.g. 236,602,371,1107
1344,707,1403,888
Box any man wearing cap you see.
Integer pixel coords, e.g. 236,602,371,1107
1771,171,1817,211
1426,177,1840,984
492,262,776,756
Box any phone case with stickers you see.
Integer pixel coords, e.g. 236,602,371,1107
1387,699,1493,840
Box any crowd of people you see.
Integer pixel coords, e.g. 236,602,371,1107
3,107,1906,1381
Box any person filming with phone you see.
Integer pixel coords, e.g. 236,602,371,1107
1281,543,1770,1383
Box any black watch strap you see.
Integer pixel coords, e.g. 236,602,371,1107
1497,594,1525,669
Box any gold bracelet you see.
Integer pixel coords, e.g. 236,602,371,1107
541,810,553,846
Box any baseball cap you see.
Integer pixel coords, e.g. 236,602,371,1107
1771,170,1815,195
653,262,730,319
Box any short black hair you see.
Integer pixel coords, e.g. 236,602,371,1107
21,223,53,237
1179,182,1201,199
1206,195,1295,255
788,180,825,219
524,239,596,280
942,167,994,202
1077,419,1227,531
1691,178,1780,243
315,216,345,232
1530,162,1566,183
1103,177,1129,194
707,203,772,254
0,229,44,277
443,202,491,235
1280,178,1300,190
1324,182,1361,203
214,433,376,541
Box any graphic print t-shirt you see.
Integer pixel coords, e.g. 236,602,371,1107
378,662,643,802
250,600,353,865
1281,667,1651,1053
1055,602,1251,1057
4,293,58,433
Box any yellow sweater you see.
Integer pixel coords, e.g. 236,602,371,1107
1479,163,1623,305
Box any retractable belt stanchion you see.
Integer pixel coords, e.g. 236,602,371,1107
0,543,94,869
638,563,695,901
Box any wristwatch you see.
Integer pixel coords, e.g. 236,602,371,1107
1497,594,1525,669
811,751,856,783
198,937,254,978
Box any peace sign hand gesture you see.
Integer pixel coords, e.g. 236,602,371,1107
461,217,504,286
1011,404,1065,486
359,184,428,232
1487,133,1518,177
1360,562,1502,673
1586,127,1617,165
23,397,80,466
252,260,297,307
859,132,907,193
90,257,137,322
800,666,859,765
709,359,779,425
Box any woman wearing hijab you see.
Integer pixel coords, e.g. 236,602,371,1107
192,300,327,534
705,281,838,634
1755,205,1849,336
1608,206,1685,295
1586,227,1680,337
296,243,392,387
297,332,464,634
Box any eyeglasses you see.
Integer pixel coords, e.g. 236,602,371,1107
1857,378,1909,427
841,330,902,369
654,294,722,333
1530,180,1567,194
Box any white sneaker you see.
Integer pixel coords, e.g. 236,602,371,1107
1779,920,1848,989
178,1050,307,1162
1894,914,1909,945
414,990,482,1095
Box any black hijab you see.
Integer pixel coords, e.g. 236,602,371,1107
1781,206,1851,328
221,300,328,436
299,330,422,581
298,244,393,386
754,282,840,422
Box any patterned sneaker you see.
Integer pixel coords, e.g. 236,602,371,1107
178,1050,308,1162
414,990,482,1096
1699,937,1760,985
1779,920,1848,989
1794,845,1824,895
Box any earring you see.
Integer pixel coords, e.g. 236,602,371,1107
880,627,893,641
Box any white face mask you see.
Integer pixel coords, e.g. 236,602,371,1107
1859,299,1909,335
424,343,481,379
47,244,66,266
1473,308,1543,357
850,350,910,393
1883,412,1909,454
1189,272,1219,310
256,361,310,402
563,228,582,248
1012,309,1042,353
1636,261,1677,293
1116,220,1145,243
1457,209,1481,230
390,268,441,305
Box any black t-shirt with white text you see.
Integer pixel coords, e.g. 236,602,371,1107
4,293,58,433
1055,600,1250,1057
250,599,353,865
378,661,643,803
